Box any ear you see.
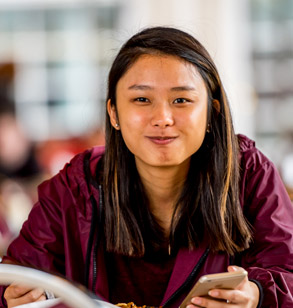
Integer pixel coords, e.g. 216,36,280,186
107,99,120,130
212,99,221,115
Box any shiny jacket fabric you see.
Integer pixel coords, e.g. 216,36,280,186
1,135,293,308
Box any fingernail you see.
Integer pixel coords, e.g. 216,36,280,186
191,297,202,305
208,290,219,297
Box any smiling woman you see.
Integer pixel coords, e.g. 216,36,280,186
0,27,293,308
103,28,250,259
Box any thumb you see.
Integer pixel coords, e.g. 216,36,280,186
228,265,244,272
227,266,248,289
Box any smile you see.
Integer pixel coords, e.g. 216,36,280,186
146,136,177,145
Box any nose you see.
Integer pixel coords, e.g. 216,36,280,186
150,103,174,127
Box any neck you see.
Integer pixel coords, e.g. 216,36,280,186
135,159,190,234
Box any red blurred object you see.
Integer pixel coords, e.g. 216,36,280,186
0,214,10,238
36,129,105,176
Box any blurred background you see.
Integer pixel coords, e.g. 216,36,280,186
0,0,292,256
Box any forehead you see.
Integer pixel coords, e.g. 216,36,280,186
117,54,205,89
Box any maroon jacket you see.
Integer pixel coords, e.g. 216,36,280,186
1,135,293,307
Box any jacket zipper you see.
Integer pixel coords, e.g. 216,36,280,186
92,231,98,292
162,248,210,307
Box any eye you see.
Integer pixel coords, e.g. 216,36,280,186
174,98,189,104
134,97,149,103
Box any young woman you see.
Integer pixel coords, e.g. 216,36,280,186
1,27,293,308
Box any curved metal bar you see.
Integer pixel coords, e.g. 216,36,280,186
0,264,114,308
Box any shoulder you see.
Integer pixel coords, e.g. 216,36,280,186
237,135,291,211
38,145,105,205
62,145,105,179
55,145,104,182
237,134,278,206
237,134,271,173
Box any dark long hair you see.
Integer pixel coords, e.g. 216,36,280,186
103,26,251,256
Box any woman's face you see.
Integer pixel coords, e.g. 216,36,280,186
108,54,208,170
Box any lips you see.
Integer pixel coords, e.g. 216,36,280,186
146,136,177,145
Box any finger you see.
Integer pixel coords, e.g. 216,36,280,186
227,265,244,272
22,288,45,302
36,294,47,302
227,265,249,288
6,288,46,308
208,289,245,304
190,296,233,307
186,304,202,308
5,284,35,299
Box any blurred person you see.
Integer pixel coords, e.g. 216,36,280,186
0,27,293,308
0,183,12,258
0,216,10,259
0,112,44,253
0,112,41,180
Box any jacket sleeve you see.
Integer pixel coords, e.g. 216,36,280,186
240,157,293,307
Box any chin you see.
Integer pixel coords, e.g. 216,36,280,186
151,158,184,167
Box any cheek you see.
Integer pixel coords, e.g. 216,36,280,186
119,111,146,155
119,110,147,131
183,108,208,132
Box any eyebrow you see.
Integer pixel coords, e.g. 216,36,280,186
128,84,196,91
170,86,196,92
128,84,153,90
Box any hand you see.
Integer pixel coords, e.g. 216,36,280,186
4,283,46,308
187,266,260,308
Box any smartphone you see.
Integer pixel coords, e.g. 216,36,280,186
179,270,247,308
